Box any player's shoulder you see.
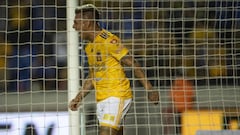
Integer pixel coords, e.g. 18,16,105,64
99,29,110,40
99,29,120,44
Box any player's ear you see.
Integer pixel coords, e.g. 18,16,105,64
83,20,91,30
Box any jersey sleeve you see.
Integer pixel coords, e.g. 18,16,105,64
107,37,129,61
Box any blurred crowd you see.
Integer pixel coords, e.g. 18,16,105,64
0,0,239,92
0,0,67,92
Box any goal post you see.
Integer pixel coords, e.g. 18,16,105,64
66,0,81,135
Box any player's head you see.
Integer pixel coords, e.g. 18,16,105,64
75,4,100,20
73,4,101,41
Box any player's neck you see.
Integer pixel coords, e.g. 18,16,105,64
88,26,102,42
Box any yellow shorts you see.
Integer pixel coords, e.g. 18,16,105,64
96,97,132,130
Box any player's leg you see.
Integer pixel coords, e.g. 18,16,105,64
117,126,123,135
96,97,132,135
99,126,118,135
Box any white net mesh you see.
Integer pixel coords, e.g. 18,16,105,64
0,0,240,135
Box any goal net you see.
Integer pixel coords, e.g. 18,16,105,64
0,0,240,135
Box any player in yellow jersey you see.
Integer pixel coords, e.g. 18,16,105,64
69,4,159,135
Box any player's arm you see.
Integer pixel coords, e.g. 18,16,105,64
120,53,159,104
69,75,94,111
121,54,152,90
108,38,159,104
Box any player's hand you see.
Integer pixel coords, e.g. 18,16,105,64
147,90,159,105
69,97,81,111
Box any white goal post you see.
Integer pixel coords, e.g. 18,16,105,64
67,0,81,135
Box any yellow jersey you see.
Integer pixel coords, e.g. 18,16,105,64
85,29,133,101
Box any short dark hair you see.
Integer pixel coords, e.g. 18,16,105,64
75,4,100,20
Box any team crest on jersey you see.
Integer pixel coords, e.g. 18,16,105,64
110,39,118,44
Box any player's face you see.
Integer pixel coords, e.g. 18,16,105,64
72,13,89,39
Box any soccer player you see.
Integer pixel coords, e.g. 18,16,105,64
69,4,159,135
